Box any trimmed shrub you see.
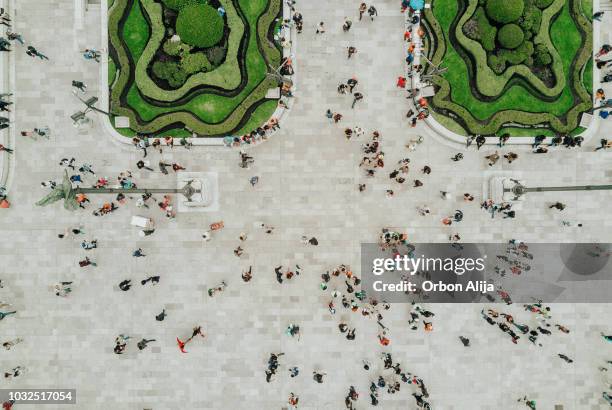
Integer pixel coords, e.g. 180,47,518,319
520,4,542,33
534,0,554,8
161,0,199,11
534,43,552,65
474,7,497,51
205,46,226,66
176,4,224,48
499,40,533,65
463,18,480,40
485,0,524,23
152,60,187,87
163,39,190,56
181,52,213,74
497,24,524,49
488,54,506,74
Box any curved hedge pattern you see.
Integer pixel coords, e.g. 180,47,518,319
176,4,225,48
455,0,566,98
108,0,282,136
424,0,592,135
134,0,244,102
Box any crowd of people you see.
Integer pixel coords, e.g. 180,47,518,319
2,1,612,409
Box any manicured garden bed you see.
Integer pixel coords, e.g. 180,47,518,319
108,0,282,136
423,0,592,136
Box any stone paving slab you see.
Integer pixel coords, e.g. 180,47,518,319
0,0,611,409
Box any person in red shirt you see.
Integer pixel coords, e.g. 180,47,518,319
397,76,407,88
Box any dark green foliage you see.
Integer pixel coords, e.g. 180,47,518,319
176,4,224,47
534,43,552,65
497,23,525,49
205,46,227,66
463,7,497,51
161,0,201,11
488,54,505,73
152,60,187,87
499,40,533,65
463,17,480,39
163,39,190,56
485,0,525,23
181,52,213,74
520,2,542,33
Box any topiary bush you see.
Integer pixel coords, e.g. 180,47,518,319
497,23,524,49
176,4,224,48
534,43,552,65
161,0,199,11
181,52,213,74
520,3,542,33
152,60,187,88
474,7,497,51
163,39,191,56
485,0,524,23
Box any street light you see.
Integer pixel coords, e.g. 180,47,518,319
266,62,294,86
504,179,612,200
36,171,202,211
73,93,112,116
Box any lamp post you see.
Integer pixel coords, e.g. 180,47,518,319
36,171,202,210
266,63,293,86
506,180,612,200
73,183,201,199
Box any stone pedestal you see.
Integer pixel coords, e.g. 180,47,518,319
176,172,219,213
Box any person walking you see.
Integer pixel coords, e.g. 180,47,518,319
137,338,156,350
347,77,358,93
6,31,22,45
359,3,367,20
485,151,500,166
0,311,16,320
26,45,48,60
352,92,363,109
475,135,486,150
72,80,87,93
368,5,378,20
343,17,353,32
315,22,325,34
549,202,566,211
595,138,611,151
156,309,166,321
82,48,100,62
347,46,357,59
0,144,13,154
136,160,154,171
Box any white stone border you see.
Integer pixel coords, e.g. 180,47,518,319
99,0,296,148
0,0,15,193
411,0,601,146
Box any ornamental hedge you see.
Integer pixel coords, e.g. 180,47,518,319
497,23,524,49
108,0,283,136
423,0,592,135
176,4,225,48
485,0,524,23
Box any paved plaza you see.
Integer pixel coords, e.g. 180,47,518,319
0,0,611,409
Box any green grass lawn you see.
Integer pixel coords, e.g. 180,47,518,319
235,100,278,134
122,0,150,61
109,57,117,86
433,0,583,120
123,0,272,125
